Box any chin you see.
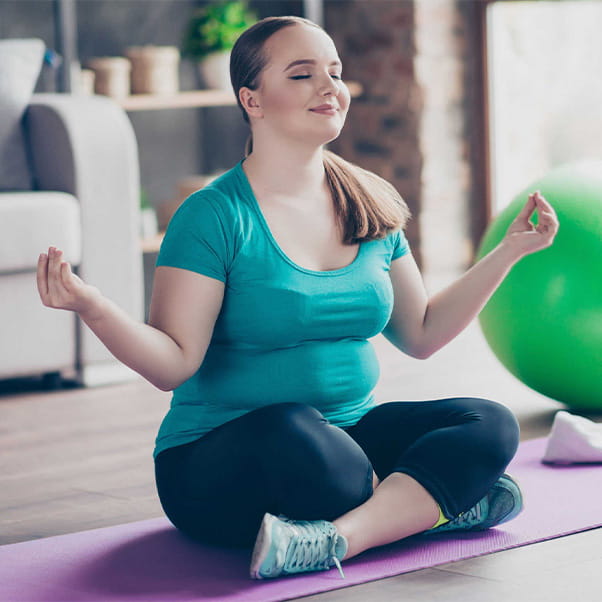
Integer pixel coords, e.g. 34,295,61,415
287,122,344,147
314,124,345,146
305,134,341,148
325,127,344,144
324,132,342,145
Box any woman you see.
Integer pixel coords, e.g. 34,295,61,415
37,16,558,581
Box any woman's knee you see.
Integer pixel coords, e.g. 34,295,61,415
463,397,520,466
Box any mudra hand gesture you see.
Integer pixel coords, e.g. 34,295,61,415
37,247,102,318
502,191,559,258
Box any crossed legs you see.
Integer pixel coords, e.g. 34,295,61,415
155,398,520,555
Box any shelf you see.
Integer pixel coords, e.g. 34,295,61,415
118,81,363,111
141,232,165,254
120,90,236,111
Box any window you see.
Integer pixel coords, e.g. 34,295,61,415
487,0,602,210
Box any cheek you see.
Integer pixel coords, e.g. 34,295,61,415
263,87,300,114
339,85,351,113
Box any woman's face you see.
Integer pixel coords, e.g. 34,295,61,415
245,24,351,146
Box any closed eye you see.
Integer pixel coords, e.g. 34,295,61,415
290,74,342,80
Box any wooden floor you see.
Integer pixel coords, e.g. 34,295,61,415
1,315,601,601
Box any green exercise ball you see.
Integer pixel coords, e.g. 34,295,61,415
477,161,602,411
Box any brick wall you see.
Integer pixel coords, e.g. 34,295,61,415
326,0,486,275
326,0,424,266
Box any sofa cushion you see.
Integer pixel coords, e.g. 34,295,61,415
0,38,45,191
0,191,81,273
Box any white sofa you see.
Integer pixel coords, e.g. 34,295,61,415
0,39,144,387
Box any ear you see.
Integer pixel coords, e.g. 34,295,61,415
239,87,263,119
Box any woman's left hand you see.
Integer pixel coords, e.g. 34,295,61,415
501,190,559,259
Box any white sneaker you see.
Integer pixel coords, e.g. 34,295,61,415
250,512,348,580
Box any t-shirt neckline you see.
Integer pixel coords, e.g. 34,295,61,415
236,158,364,277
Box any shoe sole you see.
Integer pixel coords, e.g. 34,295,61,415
250,512,276,580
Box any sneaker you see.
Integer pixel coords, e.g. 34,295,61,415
250,512,348,580
426,473,524,534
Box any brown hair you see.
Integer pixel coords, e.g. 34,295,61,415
230,16,410,243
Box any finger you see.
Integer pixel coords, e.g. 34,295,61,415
47,247,65,299
536,205,559,223
535,208,558,228
537,211,559,235
534,191,556,214
538,209,558,223
60,261,73,291
515,194,537,221
37,252,49,300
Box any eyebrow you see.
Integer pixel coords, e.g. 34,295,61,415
284,59,342,72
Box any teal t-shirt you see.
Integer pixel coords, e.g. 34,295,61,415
153,158,410,458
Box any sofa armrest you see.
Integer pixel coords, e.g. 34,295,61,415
24,93,145,378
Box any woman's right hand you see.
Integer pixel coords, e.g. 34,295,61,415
37,246,104,319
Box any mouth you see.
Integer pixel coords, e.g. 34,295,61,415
309,107,338,116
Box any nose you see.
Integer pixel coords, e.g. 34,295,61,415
317,71,339,96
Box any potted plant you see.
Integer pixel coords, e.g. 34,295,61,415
181,1,257,90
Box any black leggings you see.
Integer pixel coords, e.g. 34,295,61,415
154,398,520,549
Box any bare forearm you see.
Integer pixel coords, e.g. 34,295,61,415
383,192,559,359
419,242,520,357
79,296,189,391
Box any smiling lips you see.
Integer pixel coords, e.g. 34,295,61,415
310,104,338,115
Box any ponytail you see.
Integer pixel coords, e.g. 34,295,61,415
244,133,408,242
323,150,410,243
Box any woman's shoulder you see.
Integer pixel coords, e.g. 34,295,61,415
174,163,244,221
387,227,410,260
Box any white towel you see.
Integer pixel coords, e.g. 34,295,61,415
542,411,602,464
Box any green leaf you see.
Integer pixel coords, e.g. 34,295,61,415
181,1,258,59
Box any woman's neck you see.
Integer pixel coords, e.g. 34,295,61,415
242,145,327,199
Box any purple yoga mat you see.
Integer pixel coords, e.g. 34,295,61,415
1,437,601,602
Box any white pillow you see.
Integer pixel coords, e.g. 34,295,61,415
0,38,45,191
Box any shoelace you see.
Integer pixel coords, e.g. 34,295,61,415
452,499,484,529
283,520,346,579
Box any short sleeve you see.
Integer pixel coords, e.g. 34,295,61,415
391,228,410,260
156,191,231,282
